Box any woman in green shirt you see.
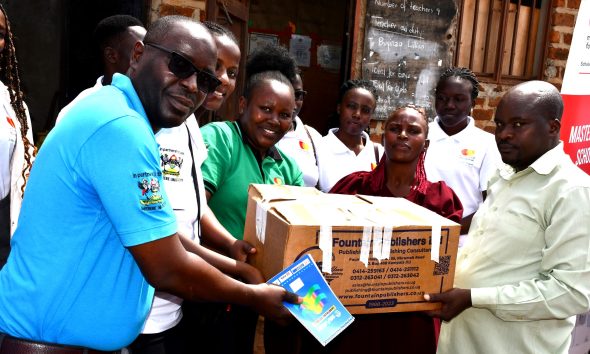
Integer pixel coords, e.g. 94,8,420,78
200,45,303,240
199,44,303,354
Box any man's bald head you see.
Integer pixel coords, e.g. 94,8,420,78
494,80,562,171
143,16,204,46
505,80,564,122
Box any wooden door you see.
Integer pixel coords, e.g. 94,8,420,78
246,0,353,135
204,0,250,124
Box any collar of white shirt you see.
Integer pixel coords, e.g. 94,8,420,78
326,128,372,154
429,116,475,142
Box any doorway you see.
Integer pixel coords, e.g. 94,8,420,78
3,0,147,139
205,0,355,135
62,0,148,120
247,0,354,135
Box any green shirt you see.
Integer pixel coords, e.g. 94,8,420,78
200,121,303,240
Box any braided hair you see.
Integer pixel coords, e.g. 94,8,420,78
329,79,378,129
436,67,480,101
385,105,429,195
337,79,378,104
0,4,36,196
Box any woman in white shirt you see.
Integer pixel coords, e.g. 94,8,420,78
0,4,36,268
276,73,322,187
317,79,383,192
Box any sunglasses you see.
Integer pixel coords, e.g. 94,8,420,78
145,42,222,94
295,89,307,101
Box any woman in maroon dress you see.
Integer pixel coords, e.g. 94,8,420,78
322,106,463,354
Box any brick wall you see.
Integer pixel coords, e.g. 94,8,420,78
369,0,581,140
148,0,206,24
471,0,581,132
148,0,579,139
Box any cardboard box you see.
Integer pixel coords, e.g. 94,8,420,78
244,184,460,314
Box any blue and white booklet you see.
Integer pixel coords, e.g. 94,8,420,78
268,254,354,346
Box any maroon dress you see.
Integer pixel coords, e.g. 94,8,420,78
330,157,463,224
315,158,463,354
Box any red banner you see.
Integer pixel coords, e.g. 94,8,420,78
560,0,590,175
560,94,590,174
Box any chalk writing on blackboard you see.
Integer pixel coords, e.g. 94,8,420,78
362,0,458,120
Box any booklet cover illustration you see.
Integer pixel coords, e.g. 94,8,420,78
268,254,354,346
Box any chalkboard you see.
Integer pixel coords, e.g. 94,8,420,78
361,0,459,120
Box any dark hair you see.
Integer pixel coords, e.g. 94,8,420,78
337,79,378,103
245,44,297,84
538,92,564,122
243,44,297,99
143,15,196,45
203,21,238,46
0,4,36,195
436,67,480,101
327,79,378,129
93,15,144,50
243,70,293,99
386,105,428,131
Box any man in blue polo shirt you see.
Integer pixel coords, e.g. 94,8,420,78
0,16,296,353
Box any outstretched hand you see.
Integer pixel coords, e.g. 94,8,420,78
229,240,256,262
424,288,472,321
250,283,302,326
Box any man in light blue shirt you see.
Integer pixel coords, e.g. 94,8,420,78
0,16,296,353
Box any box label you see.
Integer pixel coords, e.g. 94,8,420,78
287,228,455,314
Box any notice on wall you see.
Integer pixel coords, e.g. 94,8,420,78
560,0,590,175
318,44,341,72
290,34,312,67
249,32,279,55
361,0,459,120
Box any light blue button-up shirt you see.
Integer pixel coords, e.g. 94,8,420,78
438,142,590,354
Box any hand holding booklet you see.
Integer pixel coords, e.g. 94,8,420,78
268,254,354,346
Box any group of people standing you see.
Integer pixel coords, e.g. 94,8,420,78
0,8,589,354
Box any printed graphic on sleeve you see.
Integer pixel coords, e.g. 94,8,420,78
134,171,165,211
